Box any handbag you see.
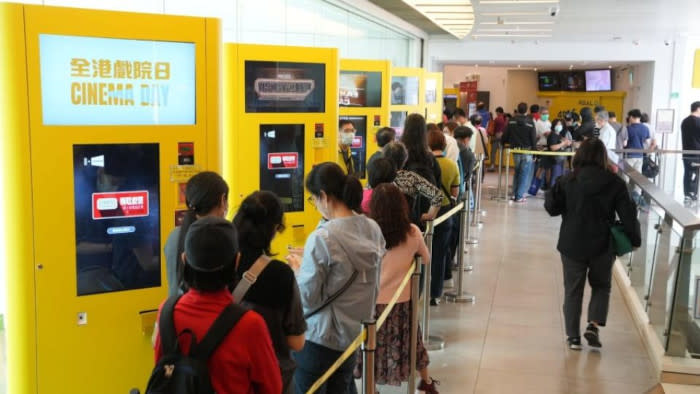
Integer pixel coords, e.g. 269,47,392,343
642,155,659,178
610,222,633,256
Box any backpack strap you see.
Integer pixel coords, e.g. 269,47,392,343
190,303,248,361
159,295,183,356
231,255,271,304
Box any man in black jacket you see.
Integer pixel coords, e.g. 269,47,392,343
502,102,536,202
573,107,595,141
681,101,700,201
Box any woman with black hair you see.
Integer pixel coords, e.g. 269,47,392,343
401,113,442,187
545,139,641,351
293,162,385,394
163,171,229,297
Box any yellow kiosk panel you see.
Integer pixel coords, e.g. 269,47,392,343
224,44,338,255
424,71,444,124
1,4,221,393
339,59,391,181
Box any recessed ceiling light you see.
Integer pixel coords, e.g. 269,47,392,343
481,21,555,25
518,64,521,68
476,28,553,32
402,1,474,39
569,65,573,70
608,65,612,69
480,0,559,3
473,34,552,38
534,68,538,71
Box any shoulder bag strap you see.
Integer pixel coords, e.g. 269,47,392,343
303,270,358,320
159,295,182,356
191,303,248,360
232,255,272,304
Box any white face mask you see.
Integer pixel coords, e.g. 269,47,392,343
340,132,355,146
555,124,563,133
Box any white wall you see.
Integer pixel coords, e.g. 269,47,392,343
613,62,655,119
13,0,425,67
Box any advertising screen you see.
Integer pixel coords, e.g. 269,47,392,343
339,71,382,107
260,124,305,212
585,70,612,92
340,116,368,179
425,78,437,104
39,34,196,126
391,76,419,105
444,95,457,116
562,71,586,91
245,61,325,113
390,111,408,137
73,144,161,296
538,72,562,91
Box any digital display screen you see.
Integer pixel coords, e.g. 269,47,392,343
585,70,612,92
391,76,419,105
339,71,382,107
444,95,457,115
340,116,368,179
425,78,437,104
538,72,562,91
390,111,408,137
39,34,196,126
260,124,305,212
73,144,161,296
562,71,586,91
245,61,325,113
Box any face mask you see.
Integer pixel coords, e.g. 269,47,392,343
340,133,355,146
555,124,563,133
541,114,550,121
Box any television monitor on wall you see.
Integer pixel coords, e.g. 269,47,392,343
339,71,382,107
538,72,561,91
73,143,161,296
245,61,325,113
339,116,367,179
259,124,305,212
585,70,612,92
562,71,586,91
391,76,419,105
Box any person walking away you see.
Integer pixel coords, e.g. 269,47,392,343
164,172,229,297
624,109,650,174
293,163,385,394
338,119,357,176
502,102,536,202
153,217,283,394
573,107,596,142
367,127,396,170
428,130,460,305
488,107,507,171
233,191,307,394
477,101,491,129
595,111,619,173
545,139,641,350
681,101,700,201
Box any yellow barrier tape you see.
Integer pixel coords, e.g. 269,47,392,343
433,201,464,227
509,149,574,157
306,261,418,394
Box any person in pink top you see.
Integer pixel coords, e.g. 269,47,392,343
360,157,397,215
355,183,439,393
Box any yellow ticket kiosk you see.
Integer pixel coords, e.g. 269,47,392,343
339,59,391,180
223,44,338,254
424,71,444,124
390,67,425,136
0,4,221,393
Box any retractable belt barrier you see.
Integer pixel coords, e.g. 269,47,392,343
497,148,575,201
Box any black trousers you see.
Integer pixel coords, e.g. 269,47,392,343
683,159,699,197
561,252,615,338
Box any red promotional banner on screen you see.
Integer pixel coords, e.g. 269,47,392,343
267,153,299,170
92,191,150,220
351,136,363,148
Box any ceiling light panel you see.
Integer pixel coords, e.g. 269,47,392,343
402,1,475,39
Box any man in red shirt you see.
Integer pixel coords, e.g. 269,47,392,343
154,217,282,394
488,107,507,171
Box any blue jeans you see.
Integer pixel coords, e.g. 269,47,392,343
430,207,453,298
512,154,533,200
294,341,357,394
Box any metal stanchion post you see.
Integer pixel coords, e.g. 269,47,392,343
494,146,503,199
472,154,484,227
445,201,476,303
422,220,445,351
504,148,511,201
466,174,479,245
408,258,421,394
361,320,377,394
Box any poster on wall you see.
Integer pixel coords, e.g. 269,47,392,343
245,61,326,113
40,34,196,126
655,109,675,134
425,78,437,104
339,71,382,107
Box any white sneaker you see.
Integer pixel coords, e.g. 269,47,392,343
444,279,454,288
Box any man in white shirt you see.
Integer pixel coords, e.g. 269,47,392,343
535,107,552,147
596,110,619,167
442,124,460,163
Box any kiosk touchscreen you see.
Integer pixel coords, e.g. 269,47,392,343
391,76,420,106
390,67,424,135
339,116,367,178
259,124,305,212
339,71,382,107
245,61,326,113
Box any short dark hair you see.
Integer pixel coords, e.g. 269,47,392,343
594,105,605,114
517,103,528,114
382,142,408,170
573,138,608,172
339,119,354,129
628,109,642,119
477,102,486,110
428,129,447,151
376,127,396,148
608,111,616,118
691,101,700,113
496,107,504,114
454,126,474,140
426,123,441,133
469,114,482,126
640,113,650,123
445,121,459,132
367,157,397,188
530,104,540,114
455,108,467,118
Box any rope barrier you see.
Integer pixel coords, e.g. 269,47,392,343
305,260,418,394
433,201,465,227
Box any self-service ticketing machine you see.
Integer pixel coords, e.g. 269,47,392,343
424,71,444,124
0,4,221,393
223,44,338,255
389,67,425,136
338,59,391,181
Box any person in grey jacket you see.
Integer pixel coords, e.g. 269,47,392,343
293,162,386,394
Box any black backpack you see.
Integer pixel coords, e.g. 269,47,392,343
145,296,248,394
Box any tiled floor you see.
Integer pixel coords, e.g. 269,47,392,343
376,175,659,394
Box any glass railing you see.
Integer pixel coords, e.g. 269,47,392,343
621,160,700,359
